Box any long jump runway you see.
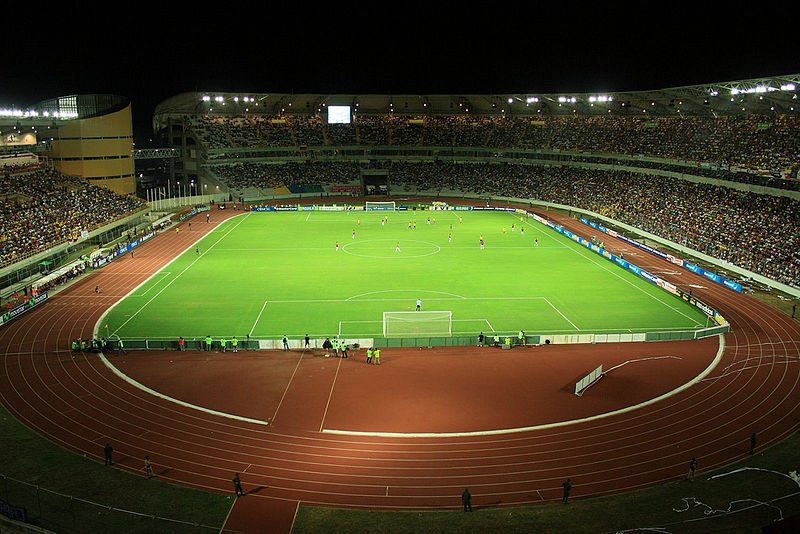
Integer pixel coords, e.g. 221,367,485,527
1,205,799,533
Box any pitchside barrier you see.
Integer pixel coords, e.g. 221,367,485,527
106,325,727,353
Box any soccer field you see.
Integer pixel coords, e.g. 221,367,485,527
102,209,709,341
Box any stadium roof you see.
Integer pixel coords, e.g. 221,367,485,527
152,74,799,130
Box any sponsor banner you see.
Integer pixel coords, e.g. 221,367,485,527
0,292,48,328
453,205,472,211
274,206,297,211
316,205,344,211
550,216,729,323
579,218,741,292
252,207,276,211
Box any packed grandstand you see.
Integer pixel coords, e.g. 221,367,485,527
0,163,146,268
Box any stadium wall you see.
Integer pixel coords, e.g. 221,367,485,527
43,104,136,195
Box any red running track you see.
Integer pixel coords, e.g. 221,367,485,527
1,206,799,534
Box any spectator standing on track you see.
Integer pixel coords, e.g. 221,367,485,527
283,336,289,350
342,344,349,359
95,285,99,294
145,456,154,478
462,488,472,512
220,337,227,352
478,332,484,346
562,478,572,503
233,473,244,497
688,458,697,482
305,334,310,348
518,330,526,345
232,336,238,352
178,336,184,351
117,338,127,356
205,335,212,351
750,432,757,455
104,443,113,465
374,348,381,365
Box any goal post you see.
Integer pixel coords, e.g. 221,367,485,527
365,201,396,211
383,311,452,337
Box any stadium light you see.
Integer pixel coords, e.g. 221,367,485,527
781,83,796,91
526,97,539,103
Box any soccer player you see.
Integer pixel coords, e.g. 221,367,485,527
396,242,401,253
352,229,356,239
408,221,412,230
511,224,515,232
427,217,431,225
480,238,484,250
448,233,452,243
534,238,539,247
502,227,507,235
416,298,422,311
459,216,463,224
520,226,525,236
335,241,339,251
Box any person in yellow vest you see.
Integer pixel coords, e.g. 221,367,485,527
373,348,381,365
366,347,373,364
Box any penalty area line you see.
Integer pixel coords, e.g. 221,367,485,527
250,300,268,337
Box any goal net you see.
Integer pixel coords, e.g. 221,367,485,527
365,201,396,211
383,311,452,337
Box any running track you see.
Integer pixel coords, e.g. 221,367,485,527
1,205,799,533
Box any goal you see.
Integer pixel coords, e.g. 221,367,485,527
365,201,396,211
383,311,452,337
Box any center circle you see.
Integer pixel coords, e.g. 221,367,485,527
342,239,441,258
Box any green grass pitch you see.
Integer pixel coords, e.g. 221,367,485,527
101,209,709,341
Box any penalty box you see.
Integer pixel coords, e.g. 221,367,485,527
249,297,578,338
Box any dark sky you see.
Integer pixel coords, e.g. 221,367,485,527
1,6,797,146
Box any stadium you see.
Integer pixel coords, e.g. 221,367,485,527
1,70,800,534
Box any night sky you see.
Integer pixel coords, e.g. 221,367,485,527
1,7,797,146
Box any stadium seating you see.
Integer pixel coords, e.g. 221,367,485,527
0,165,147,268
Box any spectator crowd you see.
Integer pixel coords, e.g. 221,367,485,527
0,165,146,267
186,113,800,179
